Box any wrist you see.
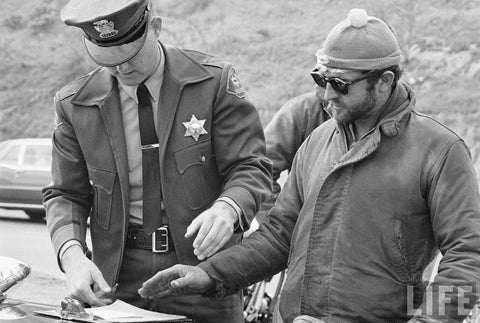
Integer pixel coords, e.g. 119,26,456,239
213,200,238,226
61,244,86,272
200,274,225,299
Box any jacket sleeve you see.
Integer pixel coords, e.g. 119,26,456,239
42,92,92,267
256,93,329,222
258,97,307,216
198,141,307,296
211,64,272,230
410,140,480,322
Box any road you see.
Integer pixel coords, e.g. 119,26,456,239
0,209,83,280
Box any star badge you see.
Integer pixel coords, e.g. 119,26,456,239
183,115,208,141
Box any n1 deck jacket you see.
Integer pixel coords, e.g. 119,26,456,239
199,82,480,322
42,43,272,288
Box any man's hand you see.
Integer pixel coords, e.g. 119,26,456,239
61,245,113,306
138,264,215,298
185,201,238,260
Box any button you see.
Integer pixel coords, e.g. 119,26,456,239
201,156,206,163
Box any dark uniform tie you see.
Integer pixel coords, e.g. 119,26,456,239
137,83,162,235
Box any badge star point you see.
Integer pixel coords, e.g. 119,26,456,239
183,115,208,141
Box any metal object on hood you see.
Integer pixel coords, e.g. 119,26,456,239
0,256,31,303
59,297,95,321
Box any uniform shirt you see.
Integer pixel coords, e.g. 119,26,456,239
117,45,164,225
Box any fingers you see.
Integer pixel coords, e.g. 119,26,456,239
192,216,215,259
93,283,117,305
91,266,112,294
185,216,202,238
68,281,109,307
138,265,214,298
199,231,231,259
193,221,232,260
65,259,112,307
85,265,112,306
187,208,236,260
138,266,181,298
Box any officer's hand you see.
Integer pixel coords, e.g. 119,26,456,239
185,201,237,260
138,264,215,298
61,245,113,307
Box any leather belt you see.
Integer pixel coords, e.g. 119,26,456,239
126,225,174,253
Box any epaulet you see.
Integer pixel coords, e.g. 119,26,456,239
183,49,226,69
57,69,98,101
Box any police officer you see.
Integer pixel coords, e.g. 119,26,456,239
43,0,272,322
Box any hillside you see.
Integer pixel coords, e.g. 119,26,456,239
1,0,480,156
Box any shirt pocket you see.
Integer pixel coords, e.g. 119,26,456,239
87,166,116,230
174,140,221,210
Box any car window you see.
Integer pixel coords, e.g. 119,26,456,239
23,145,52,168
0,144,20,166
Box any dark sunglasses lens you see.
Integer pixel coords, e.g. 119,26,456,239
330,79,348,95
311,73,327,88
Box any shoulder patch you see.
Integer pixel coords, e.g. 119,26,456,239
226,67,246,99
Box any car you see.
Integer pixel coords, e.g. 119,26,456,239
0,138,52,220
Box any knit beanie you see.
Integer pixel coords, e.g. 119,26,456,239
316,8,402,71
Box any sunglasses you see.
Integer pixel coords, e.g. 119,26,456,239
310,69,378,95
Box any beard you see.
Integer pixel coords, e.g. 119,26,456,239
328,88,377,125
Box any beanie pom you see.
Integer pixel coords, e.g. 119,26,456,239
348,8,368,28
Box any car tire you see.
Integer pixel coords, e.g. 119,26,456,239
25,210,45,221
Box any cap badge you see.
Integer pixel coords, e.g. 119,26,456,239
183,115,208,141
226,67,246,99
93,20,118,39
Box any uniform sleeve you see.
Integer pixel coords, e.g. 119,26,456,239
211,64,272,230
411,140,480,321
42,93,92,268
198,138,308,296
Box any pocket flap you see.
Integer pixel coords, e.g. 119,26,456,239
174,141,212,174
87,166,116,194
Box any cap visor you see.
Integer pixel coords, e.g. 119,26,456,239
84,22,149,67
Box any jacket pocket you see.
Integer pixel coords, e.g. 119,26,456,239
174,140,221,210
87,166,116,230
391,219,415,284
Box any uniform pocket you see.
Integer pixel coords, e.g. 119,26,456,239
87,166,116,230
174,140,221,210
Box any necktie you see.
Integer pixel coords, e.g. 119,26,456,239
137,84,162,234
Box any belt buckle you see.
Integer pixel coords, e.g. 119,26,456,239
152,226,169,253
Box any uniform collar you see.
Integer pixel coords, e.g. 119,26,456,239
71,41,214,106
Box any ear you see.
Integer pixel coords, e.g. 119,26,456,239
151,16,162,38
377,71,395,93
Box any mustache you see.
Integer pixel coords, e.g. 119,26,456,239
327,101,341,110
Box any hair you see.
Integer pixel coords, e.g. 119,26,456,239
366,65,404,90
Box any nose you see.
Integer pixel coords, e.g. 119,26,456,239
116,62,131,74
323,83,339,101
314,85,325,101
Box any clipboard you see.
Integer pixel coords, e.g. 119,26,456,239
34,299,192,323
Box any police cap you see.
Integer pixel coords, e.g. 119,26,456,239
61,0,150,67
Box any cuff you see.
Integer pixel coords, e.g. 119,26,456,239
58,239,85,271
